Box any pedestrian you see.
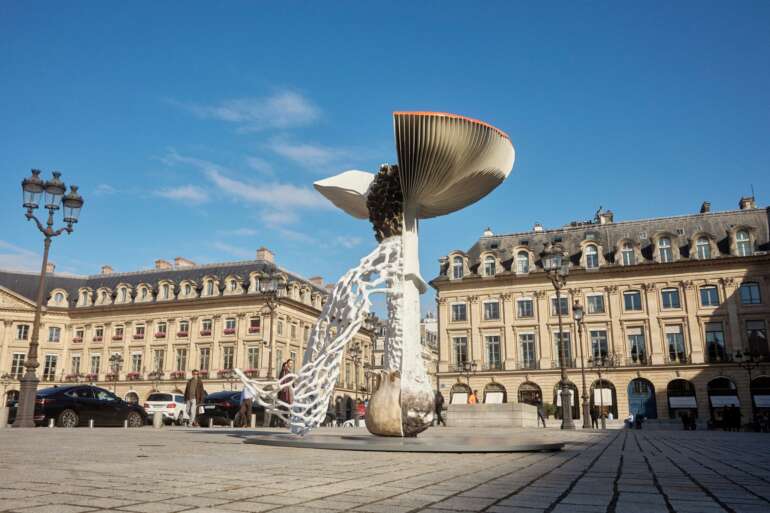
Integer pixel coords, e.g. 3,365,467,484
434,391,446,426
731,405,742,432
273,359,294,427
235,384,256,428
184,369,205,427
537,400,547,428
590,407,599,429
356,400,366,426
468,390,479,404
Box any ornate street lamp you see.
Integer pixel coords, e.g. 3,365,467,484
587,354,615,429
258,269,287,380
462,360,477,387
109,354,124,393
734,350,765,421
541,241,575,430
573,301,591,429
14,170,84,428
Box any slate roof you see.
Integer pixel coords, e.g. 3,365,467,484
0,258,326,309
439,206,770,276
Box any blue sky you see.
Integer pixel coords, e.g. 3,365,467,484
1,2,769,314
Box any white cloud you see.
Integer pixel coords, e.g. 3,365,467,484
267,138,352,170
155,184,210,204
218,227,259,237
176,91,320,131
93,184,117,195
211,241,253,259
0,240,40,272
245,156,274,176
334,235,363,249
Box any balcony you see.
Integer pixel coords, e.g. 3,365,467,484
64,374,83,382
126,372,142,381
92,336,103,343
176,331,189,338
223,328,236,335
551,359,577,369
155,332,166,339
133,334,145,340
105,373,118,381
200,330,212,337
170,370,186,379
198,370,210,378
112,335,123,341
244,368,260,378
84,373,98,381
72,337,83,344
481,362,503,371
148,371,165,380
664,354,691,365
623,356,652,367
248,327,261,334
517,360,540,370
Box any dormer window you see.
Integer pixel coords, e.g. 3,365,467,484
452,256,463,279
736,230,752,256
229,279,237,291
141,288,148,300
516,251,529,274
585,245,599,269
696,237,711,259
206,281,214,296
659,237,673,263
54,292,64,304
162,284,169,299
484,256,496,277
80,291,88,305
119,288,127,303
184,283,192,296
621,243,635,265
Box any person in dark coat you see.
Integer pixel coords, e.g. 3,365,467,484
434,391,446,426
537,400,547,428
590,407,599,429
273,359,294,427
184,369,205,427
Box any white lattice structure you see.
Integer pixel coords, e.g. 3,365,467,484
235,236,403,435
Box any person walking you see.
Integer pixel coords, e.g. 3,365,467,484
537,399,547,428
236,385,256,428
468,390,479,404
590,407,599,429
184,369,205,427
273,359,294,427
434,391,446,426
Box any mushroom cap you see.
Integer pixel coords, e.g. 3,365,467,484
313,169,374,220
394,112,514,219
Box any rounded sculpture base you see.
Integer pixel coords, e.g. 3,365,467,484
243,433,563,453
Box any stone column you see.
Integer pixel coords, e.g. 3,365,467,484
0,320,12,381
644,283,665,365
681,280,704,364
501,293,516,370
720,277,742,354
235,313,246,370
166,318,175,375
605,285,622,359
210,315,221,376
534,290,552,368
437,298,450,373
468,296,481,368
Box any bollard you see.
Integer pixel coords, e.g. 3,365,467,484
152,411,163,429
208,417,213,428
89,419,94,429
123,419,128,429
229,420,234,429
0,407,10,429
48,418,55,428
250,413,256,428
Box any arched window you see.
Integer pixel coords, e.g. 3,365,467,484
452,256,464,279
119,288,127,303
484,256,496,276
54,292,64,304
140,287,148,300
229,279,237,291
80,291,87,304
736,230,752,256
658,237,673,263
585,245,599,269
162,284,169,299
696,237,711,259
206,280,214,296
184,283,192,296
621,242,635,266
516,251,529,274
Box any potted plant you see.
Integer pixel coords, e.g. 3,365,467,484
244,368,259,378
126,371,141,381
155,332,166,339
84,373,98,382
223,328,236,335
170,370,186,379
148,370,164,380
198,370,209,378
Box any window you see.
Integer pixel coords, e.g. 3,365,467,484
451,303,467,322
484,256,496,277
586,295,605,314
658,237,673,263
739,282,761,305
48,326,61,343
736,230,752,256
114,326,124,338
452,337,468,366
229,279,237,291
10,352,26,378
275,348,283,374
199,347,210,371
201,319,212,334
225,318,236,332
277,320,284,335
162,284,169,299
16,324,29,340
516,251,529,274
624,291,642,311
483,301,500,321
43,355,57,381
621,242,635,266
75,328,85,341
485,336,501,369
628,328,646,364
184,283,192,296
665,326,686,363
554,332,571,366
551,297,569,316
178,320,189,334
661,288,681,309
135,325,145,338
249,317,261,333
54,292,64,304
131,353,142,373
90,354,101,375
705,323,726,362
452,256,464,279
140,287,148,300
95,326,104,338
746,321,768,355
247,347,260,369
153,350,164,372
290,351,297,371
206,281,214,296
223,347,234,370
520,334,536,368
175,348,187,372
290,324,297,339
517,299,534,318
156,322,167,335
695,286,719,307
71,355,81,375
590,330,608,359
585,245,599,269
119,288,127,303
696,237,711,259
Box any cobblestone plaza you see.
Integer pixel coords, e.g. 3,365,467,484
1,427,769,513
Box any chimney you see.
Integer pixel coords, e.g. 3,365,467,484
325,283,334,294
174,257,196,268
700,201,711,214
739,196,756,210
483,227,494,237
256,247,275,264
100,265,113,275
598,210,614,225
154,259,172,270
45,262,55,273
308,276,324,287
533,223,544,232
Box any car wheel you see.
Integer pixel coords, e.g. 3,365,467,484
57,409,79,428
126,411,143,428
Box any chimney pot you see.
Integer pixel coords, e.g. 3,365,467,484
308,276,324,287
174,257,196,268
154,259,172,270
739,196,756,210
100,265,113,275
256,247,275,264
533,223,544,232
45,262,55,273
700,201,711,214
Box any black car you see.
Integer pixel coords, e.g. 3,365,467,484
7,385,147,428
198,390,265,426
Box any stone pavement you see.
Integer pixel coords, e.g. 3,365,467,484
1,426,769,513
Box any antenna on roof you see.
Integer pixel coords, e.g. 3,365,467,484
751,184,755,198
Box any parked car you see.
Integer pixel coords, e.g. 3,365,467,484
197,390,265,426
7,385,147,428
143,392,186,425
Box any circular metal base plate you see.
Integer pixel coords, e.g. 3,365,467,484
243,432,564,453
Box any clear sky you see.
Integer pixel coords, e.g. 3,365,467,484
1,2,769,314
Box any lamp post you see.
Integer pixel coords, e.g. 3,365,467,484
541,242,575,430
259,269,286,380
734,350,764,422
14,170,84,428
109,354,123,394
588,354,615,429
462,360,477,387
573,301,591,429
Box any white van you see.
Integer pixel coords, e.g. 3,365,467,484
144,392,186,424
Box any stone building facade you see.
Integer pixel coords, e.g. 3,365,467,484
0,248,374,408
431,198,770,424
